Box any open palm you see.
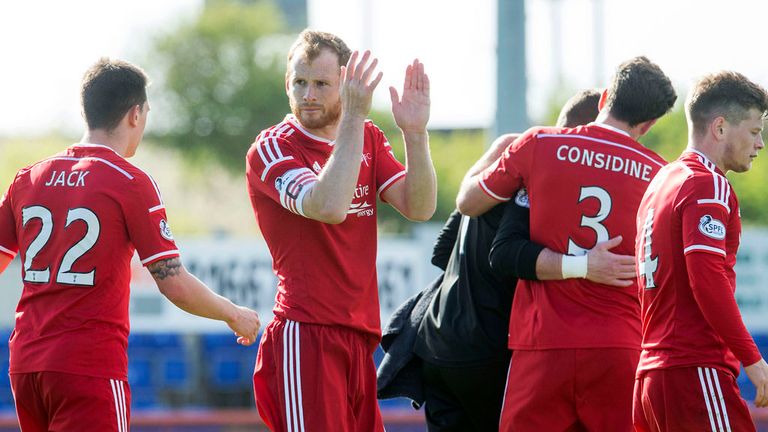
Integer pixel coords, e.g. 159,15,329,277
390,59,430,134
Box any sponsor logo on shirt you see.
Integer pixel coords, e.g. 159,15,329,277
348,183,373,217
361,152,372,167
698,215,726,240
514,188,530,208
348,201,373,217
159,219,174,241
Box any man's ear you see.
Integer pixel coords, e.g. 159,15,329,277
598,89,608,111
636,118,658,137
711,116,727,140
127,104,141,127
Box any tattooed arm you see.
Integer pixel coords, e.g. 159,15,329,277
148,257,261,345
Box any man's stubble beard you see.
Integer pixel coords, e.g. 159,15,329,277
291,100,342,131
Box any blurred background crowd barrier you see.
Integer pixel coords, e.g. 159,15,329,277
1,228,768,429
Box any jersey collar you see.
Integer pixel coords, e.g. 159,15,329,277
285,114,335,146
589,122,631,138
684,148,725,175
70,143,124,158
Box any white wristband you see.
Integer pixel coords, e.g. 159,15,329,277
561,254,588,279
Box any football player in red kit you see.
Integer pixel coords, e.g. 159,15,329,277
0,58,260,432
457,57,676,431
246,30,436,432
634,71,768,432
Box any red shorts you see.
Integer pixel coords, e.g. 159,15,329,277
633,367,755,432
253,318,384,432
10,371,130,432
499,348,639,432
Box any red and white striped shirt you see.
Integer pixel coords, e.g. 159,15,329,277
479,123,666,349
0,143,179,380
246,115,405,336
636,150,760,376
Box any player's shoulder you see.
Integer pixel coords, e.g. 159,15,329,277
679,151,725,183
363,119,384,133
247,118,300,161
676,152,732,206
254,117,297,143
363,119,389,142
9,147,81,187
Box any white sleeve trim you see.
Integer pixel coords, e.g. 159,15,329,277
696,199,730,213
295,182,313,217
0,244,16,258
148,205,165,213
141,250,180,265
377,171,406,199
684,245,726,256
479,179,511,202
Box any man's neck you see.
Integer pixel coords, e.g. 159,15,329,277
306,125,337,141
80,130,130,157
594,112,638,140
688,138,726,173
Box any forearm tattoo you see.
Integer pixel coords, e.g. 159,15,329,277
148,257,182,280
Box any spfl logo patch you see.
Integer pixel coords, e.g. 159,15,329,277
159,219,174,241
698,215,726,240
514,188,530,208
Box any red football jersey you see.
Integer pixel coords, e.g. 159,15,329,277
246,115,405,337
480,123,666,349
0,144,179,380
635,150,760,376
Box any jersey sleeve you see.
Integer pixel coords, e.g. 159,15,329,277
489,189,544,280
372,125,406,200
478,130,535,201
431,210,462,270
123,174,180,266
246,133,319,217
685,251,762,366
679,179,730,257
0,182,18,258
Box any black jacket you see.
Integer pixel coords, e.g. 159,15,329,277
375,274,442,407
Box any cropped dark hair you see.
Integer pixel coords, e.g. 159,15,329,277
287,29,352,69
686,71,768,136
556,89,601,128
604,56,676,127
80,57,148,131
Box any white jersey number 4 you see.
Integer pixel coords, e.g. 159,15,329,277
638,208,658,289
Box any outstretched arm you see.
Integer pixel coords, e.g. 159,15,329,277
534,237,636,286
302,51,384,224
489,201,634,286
455,135,520,217
686,251,766,407
381,59,436,221
148,257,261,345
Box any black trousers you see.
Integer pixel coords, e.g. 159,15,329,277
422,357,510,432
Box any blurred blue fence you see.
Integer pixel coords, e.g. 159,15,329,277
0,329,413,414
9,329,767,423
3,329,768,431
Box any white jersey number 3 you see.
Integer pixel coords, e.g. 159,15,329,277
567,186,611,255
22,206,100,286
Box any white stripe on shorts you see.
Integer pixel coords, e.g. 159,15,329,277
283,320,305,432
697,367,732,432
110,379,127,432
